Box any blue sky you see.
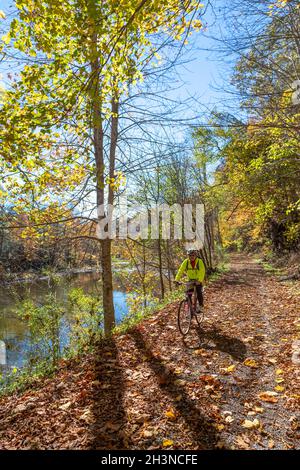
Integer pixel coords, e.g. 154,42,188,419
0,0,235,119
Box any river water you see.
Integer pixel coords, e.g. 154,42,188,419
0,271,128,371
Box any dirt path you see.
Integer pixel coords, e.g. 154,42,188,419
0,255,299,450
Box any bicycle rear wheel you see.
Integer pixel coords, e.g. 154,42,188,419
178,300,192,336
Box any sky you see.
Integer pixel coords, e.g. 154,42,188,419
0,0,236,121
0,0,238,217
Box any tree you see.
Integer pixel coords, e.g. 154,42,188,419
0,0,205,335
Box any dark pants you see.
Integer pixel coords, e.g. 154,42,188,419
187,283,203,307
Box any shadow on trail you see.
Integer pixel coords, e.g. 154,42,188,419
90,339,126,450
189,325,247,361
213,274,255,288
129,328,221,450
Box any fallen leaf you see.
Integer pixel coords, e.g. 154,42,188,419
133,413,151,424
276,369,283,375
258,391,278,403
14,404,28,414
225,415,235,423
244,358,258,368
143,430,154,438
165,409,176,421
268,439,275,449
235,435,250,449
215,424,225,431
242,418,260,429
254,406,264,414
275,385,285,392
193,349,203,356
91,380,101,386
221,364,236,373
79,409,94,423
59,401,72,411
174,379,186,386
162,439,174,447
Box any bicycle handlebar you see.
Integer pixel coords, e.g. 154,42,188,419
174,280,203,286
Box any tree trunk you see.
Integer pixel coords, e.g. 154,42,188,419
165,240,172,291
142,242,147,308
157,238,165,299
101,238,115,334
90,34,117,336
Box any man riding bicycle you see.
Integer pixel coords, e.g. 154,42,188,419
175,249,205,312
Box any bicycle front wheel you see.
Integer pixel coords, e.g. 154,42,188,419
178,300,192,336
194,307,205,326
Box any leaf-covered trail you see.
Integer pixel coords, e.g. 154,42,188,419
0,255,299,450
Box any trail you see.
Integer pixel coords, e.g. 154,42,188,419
0,255,299,450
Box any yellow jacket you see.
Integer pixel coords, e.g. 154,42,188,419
175,257,205,283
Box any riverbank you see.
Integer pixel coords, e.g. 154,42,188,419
0,260,131,286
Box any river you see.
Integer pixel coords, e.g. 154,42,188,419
0,271,128,372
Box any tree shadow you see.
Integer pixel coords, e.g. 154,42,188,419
128,328,222,450
214,274,254,288
89,339,126,450
190,324,247,362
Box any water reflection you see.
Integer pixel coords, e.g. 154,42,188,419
0,272,128,370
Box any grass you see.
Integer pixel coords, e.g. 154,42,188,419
0,360,57,397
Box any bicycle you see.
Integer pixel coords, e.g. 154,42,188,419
176,281,205,336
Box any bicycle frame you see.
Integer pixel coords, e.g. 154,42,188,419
176,280,204,336
185,282,198,315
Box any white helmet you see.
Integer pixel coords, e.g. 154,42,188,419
187,248,198,256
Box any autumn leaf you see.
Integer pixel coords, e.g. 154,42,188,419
59,401,72,411
215,424,225,431
258,391,278,403
220,364,236,374
242,418,260,429
193,349,204,356
142,429,154,438
268,439,275,449
174,379,186,386
162,439,174,447
244,358,258,368
79,409,94,424
165,409,176,421
235,435,251,449
225,415,235,423
199,374,217,383
254,406,264,414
